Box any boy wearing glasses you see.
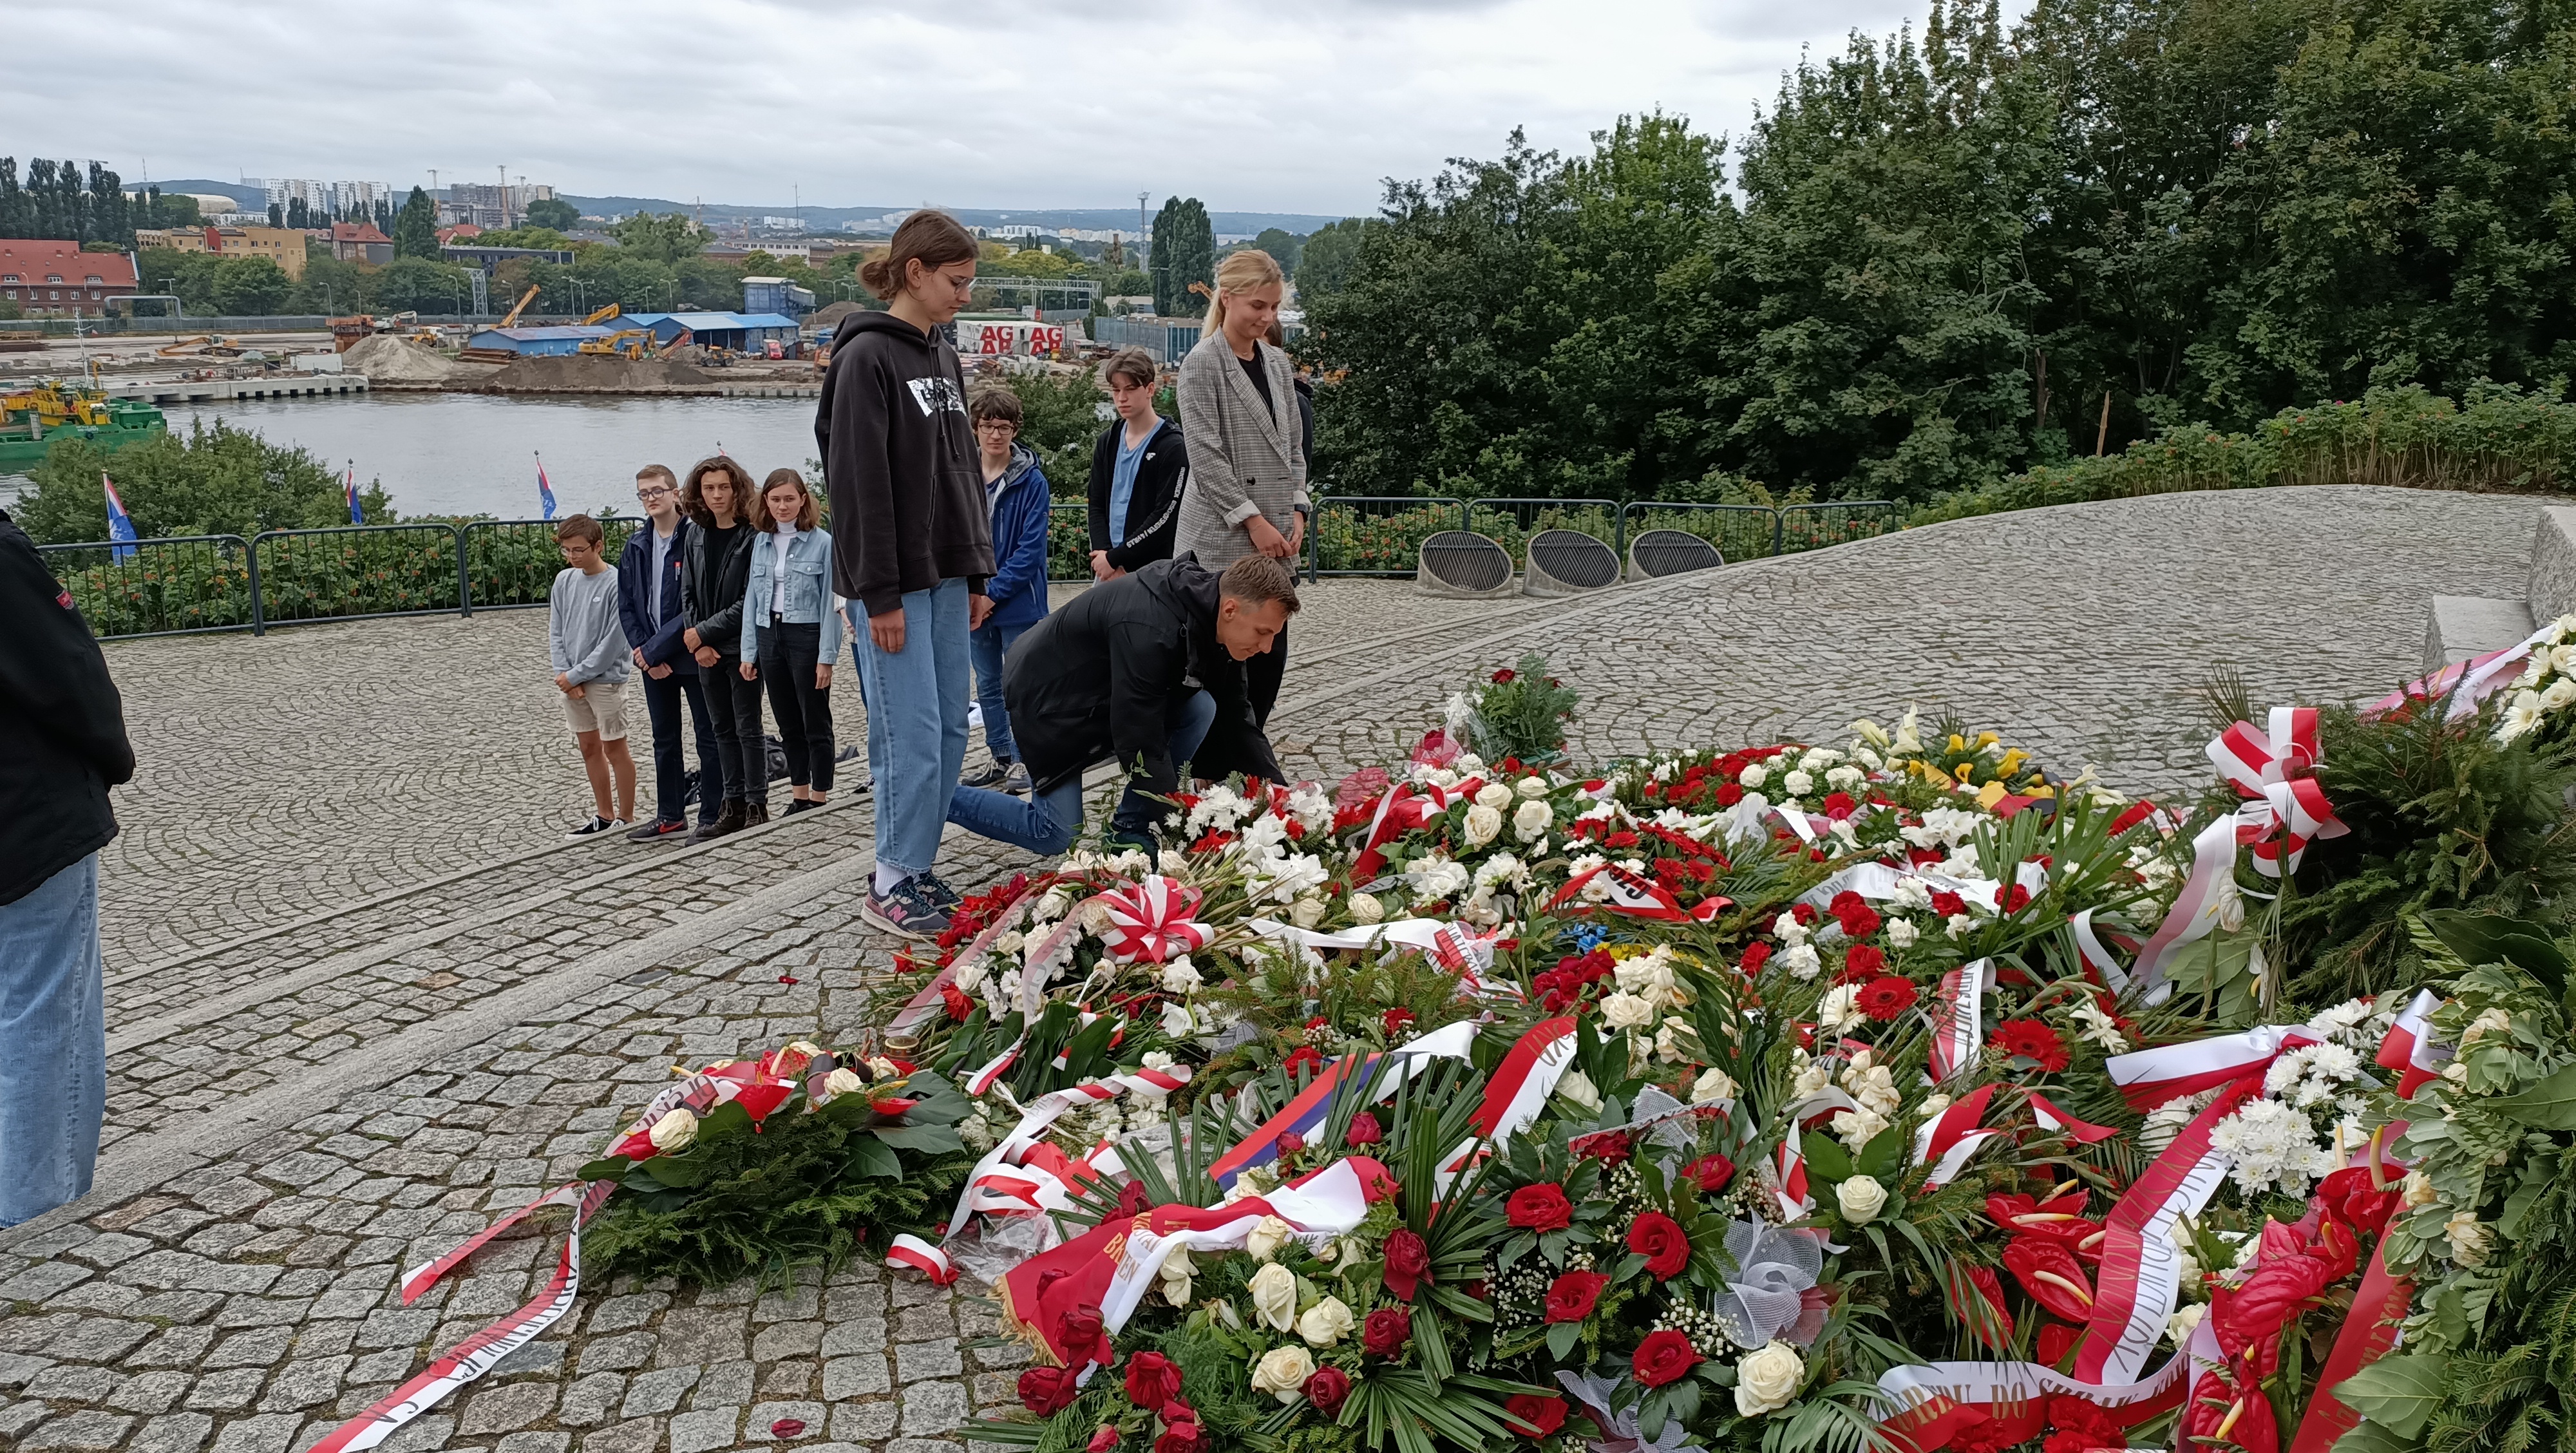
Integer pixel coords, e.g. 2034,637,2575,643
615,464,721,840
960,387,1054,795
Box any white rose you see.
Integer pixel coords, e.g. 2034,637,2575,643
1783,769,1816,795
1249,1344,1316,1402
2164,1302,2205,1346
822,1067,866,1097
951,956,989,995
1475,781,1515,810
1428,768,1460,789
1298,1295,1356,1347
1831,1106,1891,1151
1835,1174,1889,1224
1159,1244,1195,1306
1289,895,1328,929
1783,944,1823,980
1792,1061,1833,1099
1691,1067,1738,1104
1734,1340,1805,1416
1513,799,1553,842
647,1107,698,1152
1160,1002,1199,1039
1245,1214,1295,1262
1885,918,1917,948
1517,776,1549,799
1739,764,1768,788
1601,991,1656,1029
1917,1091,1952,1119
1555,1068,1603,1112
1249,1261,1300,1331
1464,804,1504,846
1159,957,1204,993
1349,891,1384,924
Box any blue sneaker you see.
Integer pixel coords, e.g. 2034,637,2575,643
915,873,963,910
862,877,951,940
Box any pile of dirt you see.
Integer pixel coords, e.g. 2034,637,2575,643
479,354,717,392
339,334,496,383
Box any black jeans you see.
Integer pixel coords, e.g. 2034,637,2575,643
641,665,721,826
705,654,766,803
757,617,835,791
1247,622,1287,728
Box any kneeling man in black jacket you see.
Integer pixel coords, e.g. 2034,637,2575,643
947,553,1297,856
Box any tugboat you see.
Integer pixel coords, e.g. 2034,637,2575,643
0,379,169,470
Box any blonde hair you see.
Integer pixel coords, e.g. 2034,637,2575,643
1204,247,1283,343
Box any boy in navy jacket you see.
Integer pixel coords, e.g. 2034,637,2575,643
961,388,1055,793
616,464,722,839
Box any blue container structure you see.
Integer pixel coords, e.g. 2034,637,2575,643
619,312,801,353
464,325,619,356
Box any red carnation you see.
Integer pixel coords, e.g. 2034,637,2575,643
1716,782,1745,807
1989,1018,2072,1072
1632,1329,1701,1387
1383,1228,1432,1300
1790,902,1818,926
1126,1351,1182,1408
1363,1307,1412,1358
1345,1112,1383,1148
1508,1183,1573,1231
1829,891,1882,939
1382,1006,1416,1035
1740,942,1772,974
1857,976,1920,1021
1930,890,1969,918
1684,1153,1736,1193
2002,884,2033,913
1020,1365,1082,1415
1505,1394,1568,1438
1545,1269,1608,1322
1305,1366,1352,1415
1626,1211,1691,1277
942,983,976,1021
1841,943,1887,980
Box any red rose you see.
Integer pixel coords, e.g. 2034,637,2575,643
1345,1112,1384,1148
1382,1006,1417,1034
1822,791,1857,819
1842,944,1887,980
1508,1183,1573,1231
1989,1019,2072,1072
1546,1268,1609,1322
1740,942,1772,974
1383,1228,1431,1300
1857,976,1920,1021
1632,1328,1701,1386
1626,1211,1691,1277
1154,1420,1206,1453
1020,1365,1082,1414
1278,1132,1306,1157
1117,1178,1155,1219
1571,1130,1632,1164
1684,1153,1736,1193
1492,668,1517,683
1089,1428,1121,1453
1505,1394,1568,1437
1283,1045,1324,1078
1305,1366,1352,1415
1056,1304,1108,1364
1126,1350,1182,1408
1363,1307,1412,1358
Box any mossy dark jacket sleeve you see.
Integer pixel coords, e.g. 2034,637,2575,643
0,510,135,906
1000,555,1282,814
815,313,995,618
1084,421,1189,572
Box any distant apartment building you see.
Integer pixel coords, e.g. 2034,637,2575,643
0,240,139,313
262,178,391,219
132,225,309,280
440,182,555,229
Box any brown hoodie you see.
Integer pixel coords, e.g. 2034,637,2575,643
815,312,995,618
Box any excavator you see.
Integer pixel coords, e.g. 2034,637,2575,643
577,328,656,361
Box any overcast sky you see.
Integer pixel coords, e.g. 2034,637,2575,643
11,0,1938,217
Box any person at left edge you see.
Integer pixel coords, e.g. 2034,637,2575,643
0,505,135,1226
618,463,722,840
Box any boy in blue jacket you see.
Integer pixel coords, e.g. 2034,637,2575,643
615,465,722,839
961,388,1054,794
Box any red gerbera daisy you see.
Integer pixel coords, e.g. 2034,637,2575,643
1855,976,1920,1021
1989,1018,2072,1072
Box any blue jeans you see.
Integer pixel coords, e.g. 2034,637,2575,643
851,578,972,875
641,667,721,826
947,689,1215,855
970,619,1030,762
0,853,106,1226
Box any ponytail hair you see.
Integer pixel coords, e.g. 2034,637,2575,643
1202,247,1283,343
859,211,980,300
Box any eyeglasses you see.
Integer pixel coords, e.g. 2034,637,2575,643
974,421,1016,433
636,486,674,500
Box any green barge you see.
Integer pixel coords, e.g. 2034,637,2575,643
0,381,169,470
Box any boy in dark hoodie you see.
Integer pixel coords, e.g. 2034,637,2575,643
816,211,996,940
960,385,1053,796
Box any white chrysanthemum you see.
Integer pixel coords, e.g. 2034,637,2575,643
1885,918,1918,949
1782,943,1823,980
1783,769,1816,796
2208,1099,2339,1196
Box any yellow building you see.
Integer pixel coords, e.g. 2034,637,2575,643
132,225,308,280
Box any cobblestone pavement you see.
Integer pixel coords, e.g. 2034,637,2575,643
0,486,2553,1453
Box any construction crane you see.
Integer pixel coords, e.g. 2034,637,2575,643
496,287,540,328
581,303,621,326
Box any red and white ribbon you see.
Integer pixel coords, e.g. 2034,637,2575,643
1913,1084,2002,1188
2367,618,2563,721
1097,875,1210,965
2208,708,2348,878
1246,916,1513,1000
1927,958,1989,1083
1770,1140,1812,1220
1548,862,1690,921
2028,1092,2119,1143
2070,908,2137,992
2374,988,2449,1097
2127,813,2239,1004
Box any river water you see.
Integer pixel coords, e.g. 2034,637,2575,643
11,392,824,520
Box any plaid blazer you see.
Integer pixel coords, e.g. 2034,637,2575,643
1173,334,1307,572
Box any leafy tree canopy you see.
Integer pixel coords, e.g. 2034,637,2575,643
522,197,580,231
15,421,393,545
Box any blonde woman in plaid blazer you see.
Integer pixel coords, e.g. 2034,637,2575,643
1175,247,1306,722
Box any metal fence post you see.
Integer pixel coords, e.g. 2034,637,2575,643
457,523,473,617
1770,511,1785,557
246,533,267,636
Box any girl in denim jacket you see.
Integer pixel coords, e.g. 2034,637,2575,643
741,468,845,815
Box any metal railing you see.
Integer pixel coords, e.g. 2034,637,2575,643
1304,496,1472,580
1467,497,1625,563
1616,502,1787,565
40,516,641,639
1777,500,1903,553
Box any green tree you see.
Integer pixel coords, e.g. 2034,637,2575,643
137,247,223,313
609,212,705,264
211,256,294,316
16,420,392,544
285,196,309,229
1292,218,1369,300
144,189,202,229
1251,227,1304,278
374,256,474,314
393,186,439,260
1001,369,1110,484
1150,197,1214,314
524,197,580,231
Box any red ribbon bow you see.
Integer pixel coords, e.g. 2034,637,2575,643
1098,875,1211,964
2206,708,2347,877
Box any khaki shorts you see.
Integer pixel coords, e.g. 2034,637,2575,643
562,680,629,740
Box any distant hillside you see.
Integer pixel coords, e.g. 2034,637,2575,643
559,196,1353,236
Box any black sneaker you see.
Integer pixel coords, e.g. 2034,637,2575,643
565,817,625,839
627,819,688,842
961,755,1014,789
862,878,951,940
915,873,963,910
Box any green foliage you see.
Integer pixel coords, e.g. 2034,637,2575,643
1294,218,1370,301
609,211,705,265
1151,197,1215,316
1249,227,1305,278
1464,653,1580,764
211,256,292,316
1003,368,1107,486
523,197,580,231
393,186,439,261
17,421,392,544
0,157,135,246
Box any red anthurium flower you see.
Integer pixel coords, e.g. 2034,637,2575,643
1546,1269,1609,1322
2314,1167,2400,1237
1626,1212,1691,1277
1857,976,1920,1020
1125,1351,1182,1408
1684,1153,1736,1193
2184,1369,2278,1453
1383,1228,1432,1301
1947,1264,2015,1349
1019,1365,1081,1415
2302,1215,2360,1284
1305,1367,1352,1414
2003,1236,2098,1323
1632,1329,1701,1387
1508,1183,1573,1231
2036,1321,2085,1366
1505,1394,1568,1437
2211,1251,2333,1358
1363,1307,1412,1357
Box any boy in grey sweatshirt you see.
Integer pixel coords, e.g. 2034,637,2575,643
548,515,634,836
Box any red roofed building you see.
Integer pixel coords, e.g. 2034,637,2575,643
328,221,395,265
435,223,483,245
0,240,138,314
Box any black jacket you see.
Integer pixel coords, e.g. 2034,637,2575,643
616,517,697,676
0,509,135,906
1003,555,1283,813
1085,418,1189,572
1292,375,1314,470
815,312,995,618
679,519,756,657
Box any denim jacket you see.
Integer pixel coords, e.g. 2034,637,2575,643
741,526,845,662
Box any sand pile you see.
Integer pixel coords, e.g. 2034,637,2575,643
340,334,496,383
480,354,717,392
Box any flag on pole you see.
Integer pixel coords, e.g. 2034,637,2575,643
344,462,363,524
535,453,557,520
102,473,137,564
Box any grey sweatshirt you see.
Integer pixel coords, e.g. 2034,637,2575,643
549,565,631,686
